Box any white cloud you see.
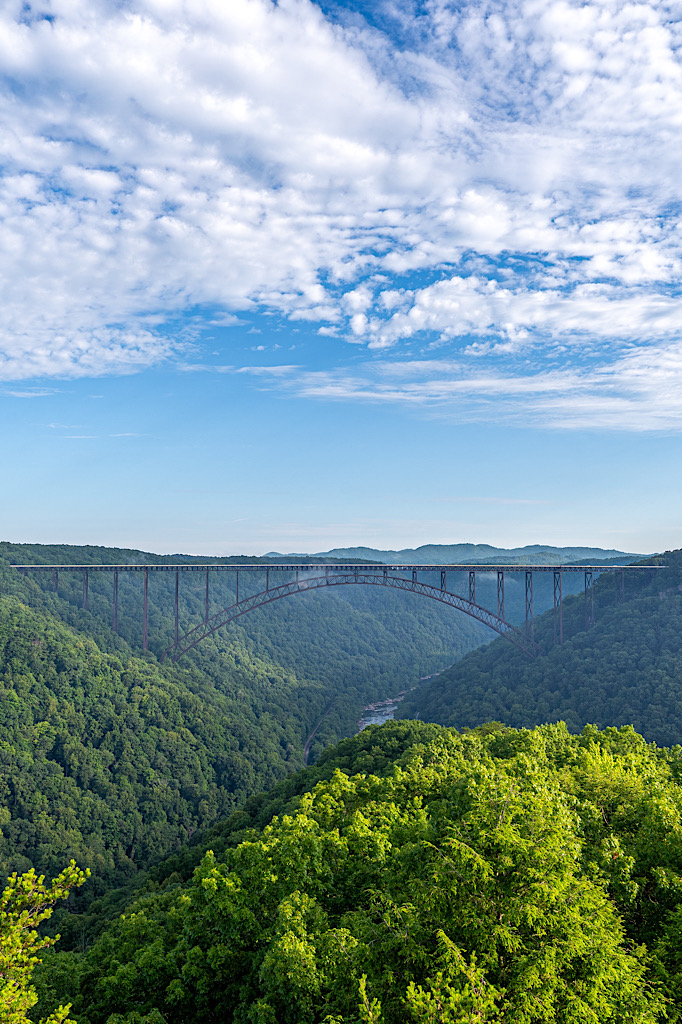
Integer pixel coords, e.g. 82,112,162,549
237,342,682,431
0,0,681,427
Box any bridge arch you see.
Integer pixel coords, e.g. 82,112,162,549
161,570,543,663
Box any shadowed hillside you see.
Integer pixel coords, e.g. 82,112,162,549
401,550,682,746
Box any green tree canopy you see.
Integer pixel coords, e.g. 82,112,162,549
0,861,87,1024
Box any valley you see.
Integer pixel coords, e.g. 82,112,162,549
4,538,682,1023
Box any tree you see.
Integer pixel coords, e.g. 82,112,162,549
0,861,87,1024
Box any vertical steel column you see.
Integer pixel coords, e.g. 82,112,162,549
584,571,594,629
113,570,118,633
353,566,358,582
236,569,239,604
175,569,179,645
469,571,476,605
497,571,505,620
53,569,58,594
525,571,533,638
143,570,148,652
412,568,418,583
82,571,88,611
585,569,593,622
441,570,447,592
205,569,209,623
266,568,270,591
553,570,563,644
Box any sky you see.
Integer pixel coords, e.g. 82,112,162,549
1,0,682,555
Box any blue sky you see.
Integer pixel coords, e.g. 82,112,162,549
1,0,681,554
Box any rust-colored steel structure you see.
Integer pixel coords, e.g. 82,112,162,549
13,562,662,664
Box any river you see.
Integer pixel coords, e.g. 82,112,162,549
357,665,454,733
357,694,405,732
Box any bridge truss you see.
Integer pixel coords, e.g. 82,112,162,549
13,561,661,663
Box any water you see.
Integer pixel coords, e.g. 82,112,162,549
357,669,453,732
357,696,403,732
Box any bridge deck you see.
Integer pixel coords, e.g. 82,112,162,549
11,563,663,573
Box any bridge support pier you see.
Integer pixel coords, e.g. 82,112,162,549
82,571,88,611
553,570,563,645
53,569,58,594
469,571,476,605
525,571,533,638
497,571,505,620
175,570,179,644
143,570,148,651
441,570,447,592
113,571,118,633
584,571,594,629
205,569,209,623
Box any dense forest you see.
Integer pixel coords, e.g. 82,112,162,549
402,550,682,746
23,719,682,1023
0,542,490,905
6,541,682,1022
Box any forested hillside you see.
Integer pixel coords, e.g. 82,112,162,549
0,542,491,903
31,720,682,1023
0,593,323,891
402,549,682,746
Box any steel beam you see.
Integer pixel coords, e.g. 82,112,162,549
236,569,239,603
205,569,209,624
553,570,563,645
113,570,118,633
82,571,88,611
469,571,476,605
11,562,664,575
175,569,179,645
525,571,533,638
143,570,148,652
497,571,505,620
441,570,447,592
584,570,594,630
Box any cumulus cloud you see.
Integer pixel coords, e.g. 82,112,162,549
0,0,681,427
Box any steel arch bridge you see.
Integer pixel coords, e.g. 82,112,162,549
13,561,662,664
159,570,543,662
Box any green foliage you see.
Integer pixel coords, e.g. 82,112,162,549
0,861,87,1024
0,595,314,891
43,721,682,1023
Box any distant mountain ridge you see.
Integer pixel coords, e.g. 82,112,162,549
266,542,644,565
